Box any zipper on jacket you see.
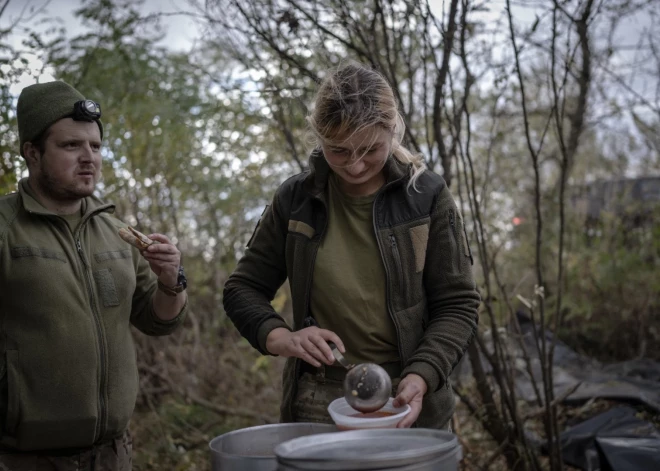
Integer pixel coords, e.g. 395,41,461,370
76,237,108,442
389,233,404,296
294,196,328,420
448,209,460,273
303,198,328,324
372,186,405,364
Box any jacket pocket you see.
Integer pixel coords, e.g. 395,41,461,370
247,205,270,247
448,210,461,274
462,221,474,265
389,233,404,296
4,350,20,436
449,210,474,268
94,268,120,307
409,224,429,273
394,299,427,361
380,221,428,310
94,249,131,263
92,249,137,311
10,247,66,263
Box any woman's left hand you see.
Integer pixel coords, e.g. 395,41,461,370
392,373,428,428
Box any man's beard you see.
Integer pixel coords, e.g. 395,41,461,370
38,160,98,202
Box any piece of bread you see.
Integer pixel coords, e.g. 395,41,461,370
118,226,158,250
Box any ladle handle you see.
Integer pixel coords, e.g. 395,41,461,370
328,341,353,370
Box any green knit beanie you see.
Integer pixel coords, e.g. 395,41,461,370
17,81,104,156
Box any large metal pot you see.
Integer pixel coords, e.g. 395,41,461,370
277,452,461,471
274,428,462,470
209,422,337,471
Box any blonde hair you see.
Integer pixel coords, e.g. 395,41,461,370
307,62,426,190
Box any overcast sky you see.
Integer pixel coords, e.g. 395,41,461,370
2,0,657,181
1,0,554,51
2,0,656,116
3,0,651,62
2,0,649,67
3,0,470,51
3,0,201,51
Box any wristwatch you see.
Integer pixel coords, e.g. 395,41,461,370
157,265,187,296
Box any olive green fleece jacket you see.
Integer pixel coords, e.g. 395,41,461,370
0,179,187,451
223,152,480,428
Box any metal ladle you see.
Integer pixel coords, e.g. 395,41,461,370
328,342,392,413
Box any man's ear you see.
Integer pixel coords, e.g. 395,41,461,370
22,142,40,169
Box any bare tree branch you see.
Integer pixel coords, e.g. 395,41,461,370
431,0,460,183
0,0,11,19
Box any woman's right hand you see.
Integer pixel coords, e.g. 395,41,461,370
266,327,345,367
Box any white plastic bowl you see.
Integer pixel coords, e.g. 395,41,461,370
327,397,411,430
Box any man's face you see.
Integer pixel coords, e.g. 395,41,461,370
28,118,102,202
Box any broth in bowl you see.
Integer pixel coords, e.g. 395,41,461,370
328,397,410,430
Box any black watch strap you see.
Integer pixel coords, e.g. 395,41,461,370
157,279,185,296
157,266,187,296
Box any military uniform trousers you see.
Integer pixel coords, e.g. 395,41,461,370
292,362,403,424
0,431,131,471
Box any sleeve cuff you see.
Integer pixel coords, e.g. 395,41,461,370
256,317,291,355
151,297,188,326
402,361,442,393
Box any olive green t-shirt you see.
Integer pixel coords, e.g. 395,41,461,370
60,205,84,232
23,183,83,231
310,174,399,365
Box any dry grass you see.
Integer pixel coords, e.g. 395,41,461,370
126,297,659,470
129,312,286,470
130,366,657,470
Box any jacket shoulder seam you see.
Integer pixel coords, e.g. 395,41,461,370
419,170,446,194
273,170,311,218
97,212,125,228
278,170,311,192
416,171,448,212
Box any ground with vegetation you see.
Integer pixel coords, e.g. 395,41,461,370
1,1,658,470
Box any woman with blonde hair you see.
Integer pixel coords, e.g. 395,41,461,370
223,62,480,429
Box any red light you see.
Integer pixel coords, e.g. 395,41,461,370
512,217,522,226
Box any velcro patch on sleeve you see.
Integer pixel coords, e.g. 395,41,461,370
288,220,315,239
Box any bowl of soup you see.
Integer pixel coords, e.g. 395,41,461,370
327,397,411,430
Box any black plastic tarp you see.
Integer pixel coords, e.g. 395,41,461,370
560,406,660,471
451,313,660,413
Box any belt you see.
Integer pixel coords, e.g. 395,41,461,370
0,432,126,456
301,361,403,382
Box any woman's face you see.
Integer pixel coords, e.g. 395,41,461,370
322,126,392,197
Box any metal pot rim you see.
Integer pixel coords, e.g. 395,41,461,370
209,422,337,458
274,428,459,469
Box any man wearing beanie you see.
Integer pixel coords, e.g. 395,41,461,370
0,81,188,469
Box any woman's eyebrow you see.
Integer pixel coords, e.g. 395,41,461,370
357,142,382,152
329,141,383,152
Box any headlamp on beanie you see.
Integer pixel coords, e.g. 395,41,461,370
73,100,102,121
16,81,105,157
